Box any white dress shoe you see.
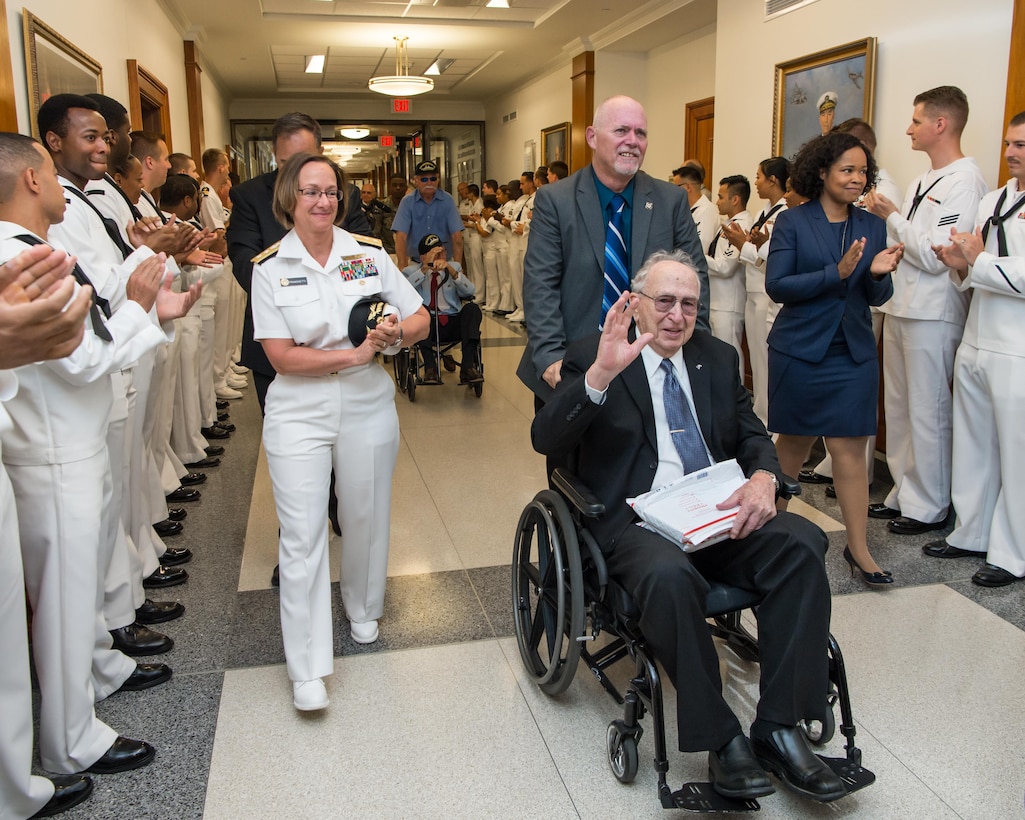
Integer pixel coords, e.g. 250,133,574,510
226,374,248,390
215,385,243,400
507,310,525,323
350,620,379,644
230,364,250,374
292,679,329,711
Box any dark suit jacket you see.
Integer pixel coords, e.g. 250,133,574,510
765,201,892,364
516,166,709,400
226,171,371,375
531,330,781,552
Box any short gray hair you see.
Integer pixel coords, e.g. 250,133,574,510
631,249,696,291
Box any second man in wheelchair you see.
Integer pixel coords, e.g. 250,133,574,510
403,233,483,384
531,250,846,803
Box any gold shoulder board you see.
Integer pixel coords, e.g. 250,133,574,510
251,241,282,264
351,233,383,249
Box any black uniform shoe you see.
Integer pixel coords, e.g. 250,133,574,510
166,486,201,503
180,471,207,486
116,663,172,693
215,399,230,410
185,456,221,469
143,565,188,589
798,470,832,484
135,599,184,625
972,563,1024,587
271,564,280,587
213,419,236,433
887,516,946,535
867,503,900,520
205,444,225,456
159,547,193,566
153,519,183,537
201,425,230,439
708,734,774,799
751,726,846,803
86,737,156,773
29,775,93,817
217,411,231,422
922,540,984,559
167,507,187,521
110,623,173,656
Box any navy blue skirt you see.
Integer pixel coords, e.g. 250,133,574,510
767,336,878,437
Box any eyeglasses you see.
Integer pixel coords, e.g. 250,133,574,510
418,176,439,183
297,188,341,201
637,291,700,315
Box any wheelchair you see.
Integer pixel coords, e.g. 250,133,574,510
392,305,484,402
511,468,875,813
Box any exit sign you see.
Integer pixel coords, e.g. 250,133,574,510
379,135,395,148
391,98,411,114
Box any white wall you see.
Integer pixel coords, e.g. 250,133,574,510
714,0,1014,203
9,0,198,151
200,62,231,153
484,65,572,183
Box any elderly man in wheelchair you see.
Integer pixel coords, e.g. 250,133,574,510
402,233,484,384
525,250,867,809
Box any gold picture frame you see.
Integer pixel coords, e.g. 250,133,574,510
773,38,876,159
541,121,571,169
23,12,103,138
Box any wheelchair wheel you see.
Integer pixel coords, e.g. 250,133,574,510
606,721,639,784
801,688,838,746
392,348,409,393
472,380,483,398
512,489,584,696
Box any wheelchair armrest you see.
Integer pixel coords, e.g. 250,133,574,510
780,474,800,500
551,468,605,518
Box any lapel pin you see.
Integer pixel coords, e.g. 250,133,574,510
645,201,653,210
696,364,702,370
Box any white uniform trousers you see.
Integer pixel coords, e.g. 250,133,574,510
481,239,504,311
123,351,165,566
0,469,55,819
198,288,218,426
509,232,526,311
170,308,207,465
212,272,234,391
10,451,133,773
263,366,399,682
102,403,142,630
709,308,745,380
947,344,1025,576
744,290,771,426
882,315,962,522
464,230,485,301
494,239,515,312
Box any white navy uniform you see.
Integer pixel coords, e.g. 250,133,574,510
879,157,988,522
251,228,423,683
508,193,532,312
739,198,786,425
946,179,1025,576
0,226,170,772
460,195,485,300
0,372,55,818
706,210,753,378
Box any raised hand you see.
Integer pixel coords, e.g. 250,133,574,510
586,291,652,392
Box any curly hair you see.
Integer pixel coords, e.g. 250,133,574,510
790,132,877,201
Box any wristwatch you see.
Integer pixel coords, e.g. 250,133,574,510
395,325,403,348
753,469,780,495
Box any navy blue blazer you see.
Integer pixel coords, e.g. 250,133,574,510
765,200,892,365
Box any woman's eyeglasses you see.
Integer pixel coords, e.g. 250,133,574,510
297,188,342,201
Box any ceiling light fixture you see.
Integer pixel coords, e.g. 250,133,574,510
305,55,325,74
338,127,370,139
368,37,434,96
486,0,510,7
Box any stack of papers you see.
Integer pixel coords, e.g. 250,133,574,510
628,459,747,552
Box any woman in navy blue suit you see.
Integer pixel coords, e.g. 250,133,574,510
766,133,904,585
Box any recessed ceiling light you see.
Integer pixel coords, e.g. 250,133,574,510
486,0,510,7
339,127,370,139
305,55,325,74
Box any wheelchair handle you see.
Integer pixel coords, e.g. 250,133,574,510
551,468,605,518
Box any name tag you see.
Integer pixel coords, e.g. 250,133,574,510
338,255,379,282
280,276,308,287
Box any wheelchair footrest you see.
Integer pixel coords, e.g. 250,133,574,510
820,755,875,796
666,783,760,813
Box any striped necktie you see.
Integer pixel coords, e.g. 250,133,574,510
601,193,628,328
661,359,710,474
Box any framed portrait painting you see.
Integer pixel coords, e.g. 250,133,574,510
541,122,570,168
773,38,876,160
23,12,103,138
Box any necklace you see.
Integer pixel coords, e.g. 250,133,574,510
839,208,850,254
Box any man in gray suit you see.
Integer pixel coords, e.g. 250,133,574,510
517,95,708,401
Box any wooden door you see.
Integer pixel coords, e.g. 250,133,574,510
685,97,714,183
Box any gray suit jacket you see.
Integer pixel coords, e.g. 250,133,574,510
516,166,709,399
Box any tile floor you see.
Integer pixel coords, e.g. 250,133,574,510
41,314,1025,819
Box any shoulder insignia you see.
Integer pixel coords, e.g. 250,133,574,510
351,233,383,249
251,241,281,264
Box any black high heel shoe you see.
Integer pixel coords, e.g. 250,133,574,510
842,547,893,587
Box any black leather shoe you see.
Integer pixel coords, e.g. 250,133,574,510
708,735,774,799
271,564,280,587
752,726,846,802
180,471,207,486
798,470,832,485
166,486,201,503
867,503,900,520
825,485,836,499
116,663,172,693
213,420,236,433
143,565,188,589
922,540,984,559
215,399,229,410
201,425,230,440
110,623,173,656
30,774,93,817
205,444,225,456
135,599,184,624
86,737,155,773
159,547,192,566
167,506,187,521
888,516,945,535
217,411,231,421
153,519,183,537
972,563,1023,587
185,456,221,469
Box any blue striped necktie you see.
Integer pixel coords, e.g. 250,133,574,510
601,193,629,328
661,359,710,474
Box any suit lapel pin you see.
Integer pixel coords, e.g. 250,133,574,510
696,364,702,370
645,201,653,210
